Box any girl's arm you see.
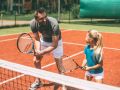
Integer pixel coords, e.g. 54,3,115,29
82,55,87,68
85,60,103,71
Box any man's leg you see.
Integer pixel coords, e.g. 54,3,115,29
29,56,43,90
52,39,66,89
54,57,65,74
54,57,67,90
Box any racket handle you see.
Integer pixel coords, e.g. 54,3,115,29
80,66,86,70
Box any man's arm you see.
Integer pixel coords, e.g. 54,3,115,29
33,32,40,51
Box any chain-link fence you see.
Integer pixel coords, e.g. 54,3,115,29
0,0,120,28
0,0,81,27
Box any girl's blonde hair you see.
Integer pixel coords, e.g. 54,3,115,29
88,30,103,63
88,30,103,54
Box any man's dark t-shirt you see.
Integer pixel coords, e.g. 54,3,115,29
30,17,61,42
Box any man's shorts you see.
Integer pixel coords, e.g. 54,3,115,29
40,39,63,58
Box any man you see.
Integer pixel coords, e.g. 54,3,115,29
29,7,65,90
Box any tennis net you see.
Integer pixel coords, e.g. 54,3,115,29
0,59,120,90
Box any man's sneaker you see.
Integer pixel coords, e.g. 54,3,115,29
29,81,43,90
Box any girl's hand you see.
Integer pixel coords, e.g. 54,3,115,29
81,66,86,70
84,66,92,71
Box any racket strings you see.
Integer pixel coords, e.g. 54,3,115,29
62,55,80,73
23,43,32,52
17,33,34,54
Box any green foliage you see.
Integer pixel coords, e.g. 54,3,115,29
1,12,74,21
1,13,34,21
0,26,30,35
60,21,120,33
71,5,80,19
0,22,120,36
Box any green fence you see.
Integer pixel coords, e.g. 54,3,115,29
80,0,120,19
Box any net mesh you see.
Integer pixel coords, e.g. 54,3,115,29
0,67,34,90
0,59,120,90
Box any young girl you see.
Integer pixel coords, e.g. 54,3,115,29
82,30,104,83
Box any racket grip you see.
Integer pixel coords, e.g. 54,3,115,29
81,66,86,70
34,50,43,59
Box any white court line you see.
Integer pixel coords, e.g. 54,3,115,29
1,29,120,50
0,30,71,37
41,51,84,69
0,33,20,37
0,38,17,42
64,42,85,46
0,30,120,51
0,37,120,51
1,43,120,85
63,42,120,51
1,40,120,84
0,74,25,85
0,50,84,85
62,29,120,35
0,30,72,42
0,28,120,37
0,30,119,85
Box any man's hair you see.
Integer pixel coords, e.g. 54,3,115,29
36,7,46,13
34,7,46,20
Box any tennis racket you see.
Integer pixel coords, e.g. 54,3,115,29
17,33,35,55
62,55,85,73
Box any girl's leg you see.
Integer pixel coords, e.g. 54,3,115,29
94,72,104,83
95,79,103,83
85,75,93,81
85,71,93,81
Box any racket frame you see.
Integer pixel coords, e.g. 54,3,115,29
63,55,83,73
17,33,35,55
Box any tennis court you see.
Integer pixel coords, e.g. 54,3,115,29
0,30,120,89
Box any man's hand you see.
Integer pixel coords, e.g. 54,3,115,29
34,50,43,58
